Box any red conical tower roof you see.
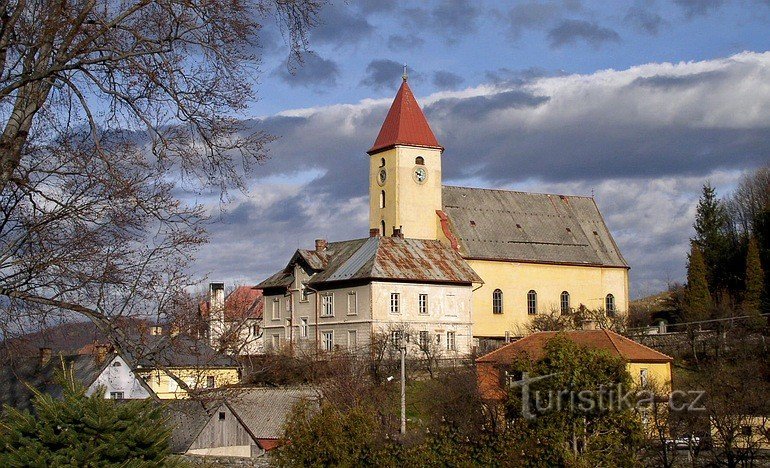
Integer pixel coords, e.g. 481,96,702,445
367,79,443,155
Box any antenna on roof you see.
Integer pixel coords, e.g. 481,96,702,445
402,64,408,82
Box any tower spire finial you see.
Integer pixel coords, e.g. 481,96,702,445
402,64,408,82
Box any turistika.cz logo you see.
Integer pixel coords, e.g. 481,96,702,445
510,372,705,420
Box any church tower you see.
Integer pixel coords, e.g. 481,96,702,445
368,76,443,240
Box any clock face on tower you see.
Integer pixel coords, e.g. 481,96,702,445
378,168,387,186
413,167,427,184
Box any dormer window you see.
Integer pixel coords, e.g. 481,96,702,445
415,156,424,165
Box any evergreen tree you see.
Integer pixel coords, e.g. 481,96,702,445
0,364,173,467
684,242,713,323
693,183,732,292
743,237,765,322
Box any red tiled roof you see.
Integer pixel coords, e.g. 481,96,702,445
476,330,673,364
200,286,263,322
367,79,442,155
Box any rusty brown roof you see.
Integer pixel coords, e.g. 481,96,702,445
257,236,481,290
476,330,673,364
442,186,628,268
199,286,263,322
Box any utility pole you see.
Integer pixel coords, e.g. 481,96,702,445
400,344,406,435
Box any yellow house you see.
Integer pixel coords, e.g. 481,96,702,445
475,329,673,401
367,77,629,347
132,334,240,399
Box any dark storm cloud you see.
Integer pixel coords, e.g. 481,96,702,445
387,34,425,51
624,5,665,35
360,59,422,91
673,0,725,18
547,19,621,48
426,90,550,119
311,2,374,46
630,70,728,89
273,52,340,88
432,71,464,90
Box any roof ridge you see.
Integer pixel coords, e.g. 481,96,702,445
608,329,674,361
602,329,623,356
443,184,595,200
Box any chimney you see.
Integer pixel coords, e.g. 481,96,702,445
315,239,328,252
39,347,52,366
392,227,404,238
369,228,380,237
208,282,225,346
94,344,110,364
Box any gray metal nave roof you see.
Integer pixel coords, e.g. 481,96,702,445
441,186,628,268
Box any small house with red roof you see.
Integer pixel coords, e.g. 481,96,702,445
476,330,673,400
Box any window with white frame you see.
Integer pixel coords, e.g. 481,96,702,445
272,299,280,320
418,294,428,315
206,376,215,388
527,290,537,315
435,333,441,346
347,330,357,350
271,334,280,349
391,330,403,346
640,368,648,387
492,289,503,314
285,297,291,313
322,331,333,351
560,291,570,314
300,317,308,339
390,293,400,314
321,293,334,317
446,331,456,351
605,294,616,316
347,292,357,315
418,330,429,349
285,319,291,339
250,323,259,337
109,392,124,400
300,282,309,302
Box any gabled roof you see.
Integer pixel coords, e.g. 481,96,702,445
368,79,443,155
442,186,628,268
199,286,263,322
256,236,482,291
126,334,238,369
163,399,216,453
476,330,673,364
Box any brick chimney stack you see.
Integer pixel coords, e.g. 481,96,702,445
369,228,380,237
315,239,328,252
392,227,404,238
94,344,110,363
39,347,52,366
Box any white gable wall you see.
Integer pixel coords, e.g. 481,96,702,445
86,355,152,399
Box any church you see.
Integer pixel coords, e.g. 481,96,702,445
257,76,628,355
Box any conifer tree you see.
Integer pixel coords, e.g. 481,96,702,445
0,364,173,467
684,242,712,323
693,183,731,291
743,237,765,322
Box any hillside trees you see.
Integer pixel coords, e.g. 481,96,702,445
0,0,323,361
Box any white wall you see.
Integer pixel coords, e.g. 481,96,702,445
87,355,151,399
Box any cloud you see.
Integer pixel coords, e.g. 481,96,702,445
273,51,340,89
548,19,621,48
194,51,770,299
360,59,422,91
311,3,374,47
673,0,725,18
432,71,464,90
624,4,665,35
402,0,481,44
387,34,425,51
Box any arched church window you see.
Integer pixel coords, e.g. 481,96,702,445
492,289,503,314
560,291,570,314
415,156,424,165
527,290,537,315
605,294,616,316
380,190,385,208
381,220,385,236
380,158,385,168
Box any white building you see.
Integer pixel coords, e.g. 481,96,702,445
257,235,481,357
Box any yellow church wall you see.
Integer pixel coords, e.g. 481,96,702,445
137,367,240,399
369,145,442,239
468,259,629,338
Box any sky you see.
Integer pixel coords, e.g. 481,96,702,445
191,0,770,299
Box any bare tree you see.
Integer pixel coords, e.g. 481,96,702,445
0,0,323,361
